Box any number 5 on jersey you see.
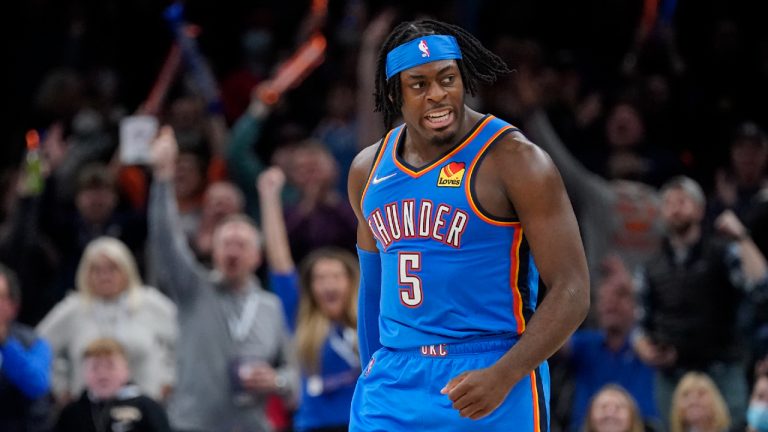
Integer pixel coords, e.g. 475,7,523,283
399,252,423,307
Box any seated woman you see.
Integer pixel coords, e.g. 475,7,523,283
37,237,177,403
258,167,359,432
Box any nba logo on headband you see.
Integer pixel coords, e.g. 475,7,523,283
418,40,430,58
386,35,462,80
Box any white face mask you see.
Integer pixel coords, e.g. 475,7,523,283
748,402,768,432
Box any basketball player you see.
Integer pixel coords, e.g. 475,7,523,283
348,19,590,431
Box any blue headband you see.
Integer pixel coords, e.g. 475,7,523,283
385,35,463,80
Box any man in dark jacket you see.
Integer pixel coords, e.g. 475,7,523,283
633,176,768,428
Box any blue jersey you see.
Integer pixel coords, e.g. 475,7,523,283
360,115,540,349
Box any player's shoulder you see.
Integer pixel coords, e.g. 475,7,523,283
349,136,389,188
486,125,553,174
350,139,383,172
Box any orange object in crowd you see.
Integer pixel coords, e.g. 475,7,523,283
311,0,328,14
257,33,327,105
25,129,40,150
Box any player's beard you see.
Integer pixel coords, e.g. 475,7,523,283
429,129,458,148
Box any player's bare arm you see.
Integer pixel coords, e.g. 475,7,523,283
348,142,382,252
444,132,590,419
348,141,385,368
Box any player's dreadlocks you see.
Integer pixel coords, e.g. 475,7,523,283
374,19,511,130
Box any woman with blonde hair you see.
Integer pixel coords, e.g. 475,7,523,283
259,167,359,432
295,248,358,370
584,384,645,432
37,236,177,403
670,372,731,432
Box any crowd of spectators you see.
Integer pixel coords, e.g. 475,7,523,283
1,1,768,431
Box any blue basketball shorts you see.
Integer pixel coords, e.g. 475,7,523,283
349,338,550,431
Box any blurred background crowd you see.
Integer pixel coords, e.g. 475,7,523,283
1,0,768,431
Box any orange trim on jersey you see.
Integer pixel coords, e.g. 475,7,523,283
464,125,520,226
360,128,400,210
393,115,495,178
510,228,526,332
530,370,541,432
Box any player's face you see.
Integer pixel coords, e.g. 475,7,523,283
310,258,351,321
399,60,465,147
588,389,633,432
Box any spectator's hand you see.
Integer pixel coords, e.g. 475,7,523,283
41,122,69,175
150,126,178,181
256,166,286,199
441,364,516,420
16,123,70,197
633,334,676,367
240,363,280,394
715,209,749,241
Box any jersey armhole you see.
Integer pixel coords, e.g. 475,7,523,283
467,127,521,225
360,129,394,211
